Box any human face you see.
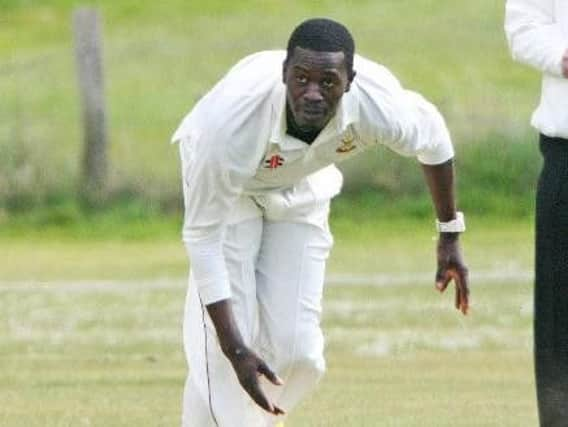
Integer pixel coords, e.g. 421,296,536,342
283,47,353,133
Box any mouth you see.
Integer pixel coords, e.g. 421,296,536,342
301,107,326,121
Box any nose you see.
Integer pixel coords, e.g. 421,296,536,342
303,82,324,103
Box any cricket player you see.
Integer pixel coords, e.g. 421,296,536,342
505,1,568,424
172,18,469,427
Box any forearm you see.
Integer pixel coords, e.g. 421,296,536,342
421,158,457,222
422,159,469,314
183,229,245,357
206,299,284,415
206,299,246,358
184,235,245,358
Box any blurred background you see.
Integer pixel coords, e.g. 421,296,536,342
0,1,540,426
1,0,540,224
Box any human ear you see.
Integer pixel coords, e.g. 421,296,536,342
345,70,356,92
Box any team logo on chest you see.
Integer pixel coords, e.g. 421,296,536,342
263,146,285,169
336,129,357,153
264,154,284,169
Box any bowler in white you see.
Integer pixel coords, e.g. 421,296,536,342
172,18,469,427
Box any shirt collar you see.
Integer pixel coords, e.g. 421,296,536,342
268,83,360,149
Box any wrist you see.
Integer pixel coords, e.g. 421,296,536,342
221,341,247,361
205,299,246,359
439,232,460,242
436,211,465,233
216,327,246,359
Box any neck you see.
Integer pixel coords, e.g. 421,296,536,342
285,104,321,144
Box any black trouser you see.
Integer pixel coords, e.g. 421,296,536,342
535,134,568,426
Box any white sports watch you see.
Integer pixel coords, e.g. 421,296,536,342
436,211,466,233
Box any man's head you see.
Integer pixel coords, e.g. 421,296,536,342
283,18,356,135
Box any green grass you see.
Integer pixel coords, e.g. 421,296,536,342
0,281,536,426
294,350,535,426
0,280,536,426
0,217,536,425
0,211,532,281
1,0,542,212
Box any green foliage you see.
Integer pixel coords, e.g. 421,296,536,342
335,133,540,219
0,192,181,240
1,1,541,220
457,133,540,216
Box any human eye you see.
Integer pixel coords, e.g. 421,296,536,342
295,75,308,84
321,78,335,89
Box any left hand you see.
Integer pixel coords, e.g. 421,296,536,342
435,233,469,315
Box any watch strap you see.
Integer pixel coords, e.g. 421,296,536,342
436,211,466,233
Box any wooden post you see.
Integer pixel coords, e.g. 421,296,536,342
73,7,108,207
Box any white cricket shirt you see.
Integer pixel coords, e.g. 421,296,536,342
505,0,568,138
172,50,454,304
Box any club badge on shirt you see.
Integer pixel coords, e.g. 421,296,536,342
263,145,285,170
264,153,285,169
336,129,357,153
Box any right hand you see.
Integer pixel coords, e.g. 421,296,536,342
225,345,285,415
205,299,285,415
562,48,568,78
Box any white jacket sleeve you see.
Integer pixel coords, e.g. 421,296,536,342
178,133,243,305
355,58,454,165
505,0,566,76
380,90,454,165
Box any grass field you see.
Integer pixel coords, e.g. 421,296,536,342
2,1,541,425
0,217,537,426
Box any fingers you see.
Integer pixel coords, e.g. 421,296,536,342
435,269,452,292
255,361,285,415
436,267,470,315
454,268,469,315
258,360,284,386
242,376,276,414
272,405,286,416
236,357,286,415
454,280,461,310
247,381,285,415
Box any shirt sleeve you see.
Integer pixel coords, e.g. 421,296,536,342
355,60,454,165
505,0,566,76
178,132,243,305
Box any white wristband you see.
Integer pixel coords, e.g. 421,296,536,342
436,211,466,233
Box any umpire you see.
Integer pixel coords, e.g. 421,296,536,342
505,1,568,424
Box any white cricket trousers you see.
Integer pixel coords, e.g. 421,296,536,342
181,205,333,426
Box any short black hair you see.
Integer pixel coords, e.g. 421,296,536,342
286,18,355,76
